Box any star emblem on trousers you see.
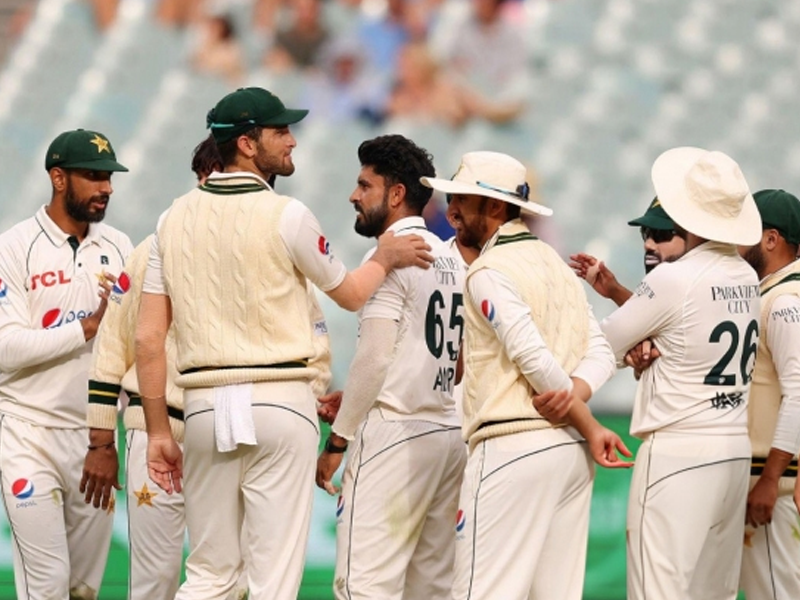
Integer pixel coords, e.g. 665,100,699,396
134,483,158,507
90,134,111,154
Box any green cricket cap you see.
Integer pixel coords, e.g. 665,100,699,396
45,129,128,172
627,197,675,230
206,87,308,143
753,189,800,245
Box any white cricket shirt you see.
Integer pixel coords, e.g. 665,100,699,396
358,217,464,425
0,206,133,428
601,241,760,438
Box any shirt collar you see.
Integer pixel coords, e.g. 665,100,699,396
385,216,427,234
206,171,273,191
480,219,527,255
760,258,800,286
35,205,102,248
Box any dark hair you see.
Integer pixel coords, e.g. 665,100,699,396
357,134,435,214
191,134,223,181
215,126,263,167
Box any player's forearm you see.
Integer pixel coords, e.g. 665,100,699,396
0,323,85,371
135,293,172,436
608,284,633,308
326,261,387,311
758,448,795,484
332,319,397,440
88,428,116,447
564,400,601,439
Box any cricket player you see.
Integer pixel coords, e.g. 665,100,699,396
737,189,800,600
82,135,332,600
135,87,434,600
423,151,628,600
570,197,686,307
315,135,467,600
601,147,762,600
0,129,133,599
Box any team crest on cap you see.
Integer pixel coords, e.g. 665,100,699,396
89,134,111,154
481,300,495,321
318,236,331,256
336,495,344,518
42,308,63,329
12,479,34,500
455,509,466,533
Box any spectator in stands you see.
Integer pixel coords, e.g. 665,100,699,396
264,0,330,73
190,13,246,85
385,41,468,128
87,0,119,31
437,0,527,124
156,0,203,28
300,36,385,125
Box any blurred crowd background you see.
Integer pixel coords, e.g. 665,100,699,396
0,1,797,597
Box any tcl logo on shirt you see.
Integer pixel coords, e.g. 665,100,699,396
30,270,71,290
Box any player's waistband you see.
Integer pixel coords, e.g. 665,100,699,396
750,457,798,478
179,361,308,375
126,392,184,422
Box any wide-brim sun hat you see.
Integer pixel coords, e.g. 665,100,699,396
651,147,761,245
420,151,552,216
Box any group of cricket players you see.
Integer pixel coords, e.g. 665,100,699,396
0,85,798,600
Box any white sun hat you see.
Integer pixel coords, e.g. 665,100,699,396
651,147,761,245
420,151,552,216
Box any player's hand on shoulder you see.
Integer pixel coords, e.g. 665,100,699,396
317,390,343,425
373,231,434,271
533,389,573,424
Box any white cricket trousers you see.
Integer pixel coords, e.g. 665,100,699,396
452,426,594,600
176,380,319,600
627,431,751,600
740,494,800,600
126,429,186,600
0,414,114,600
334,410,466,600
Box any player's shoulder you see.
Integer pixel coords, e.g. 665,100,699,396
96,223,134,257
0,214,43,258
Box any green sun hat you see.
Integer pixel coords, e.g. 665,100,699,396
753,189,800,245
207,87,309,143
627,197,675,230
45,129,128,172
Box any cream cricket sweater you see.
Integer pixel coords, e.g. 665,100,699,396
463,222,590,448
158,177,317,389
88,235,184,442
748,260,800,495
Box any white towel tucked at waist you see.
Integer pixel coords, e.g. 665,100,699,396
214,383,257,452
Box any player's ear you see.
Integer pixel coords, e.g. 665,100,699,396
390,183,406,208
764,228,781,250
48,167,67,193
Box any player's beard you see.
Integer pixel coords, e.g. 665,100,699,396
455,199,489,250
354,190,390,238
64,178,108,223
254,141,295,178
743,244,766,279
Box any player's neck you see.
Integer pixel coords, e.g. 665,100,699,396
45,201,89,241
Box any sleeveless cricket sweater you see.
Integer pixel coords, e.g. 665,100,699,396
88,235,184,441
748,260,800,495
158,178,316,389
463,221,590,449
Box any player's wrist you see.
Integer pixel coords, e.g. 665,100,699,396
87,441,115,451
324,433,348,453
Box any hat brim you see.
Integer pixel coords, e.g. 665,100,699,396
651,147,761,245
60,159,129,172
420,176,553,217
627,214,675,230
260,108,309,127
